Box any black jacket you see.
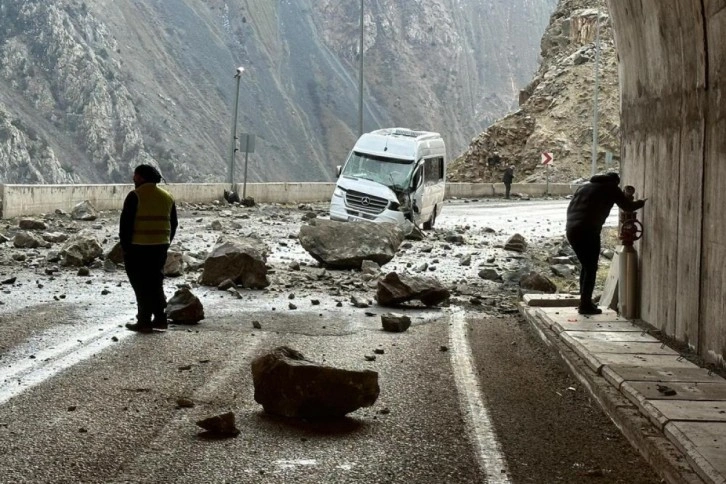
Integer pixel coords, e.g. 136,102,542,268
503,168,514,184
566,174,645,232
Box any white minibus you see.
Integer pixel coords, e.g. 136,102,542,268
329,128,446,229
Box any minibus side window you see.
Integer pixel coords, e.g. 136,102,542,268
423,157,443,185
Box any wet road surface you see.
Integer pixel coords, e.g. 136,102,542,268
0,199,660,483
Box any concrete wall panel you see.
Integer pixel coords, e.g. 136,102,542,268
0,184,230,218
699,1,726,365
621,138,651,321
0,184,131,218
239,183,334,204
165,184,231,205
636,139,654,324
676,95,705,348
446,183,576,199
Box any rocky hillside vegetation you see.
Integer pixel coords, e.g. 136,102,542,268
0,0,555,184
448,0,619,184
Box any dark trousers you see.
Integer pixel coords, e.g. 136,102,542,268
566,228,601,308
124,244,169,324
504,182,512,199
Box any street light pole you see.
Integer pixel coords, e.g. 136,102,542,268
358,0,364,137
590,5,601,177
228,66,245,191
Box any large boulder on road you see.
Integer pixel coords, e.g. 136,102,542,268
381,313,412,332
71,200,99,221
376,272,450,307
165,287,205,324
504,233,527,252
13,231,49,249
18,219,47,230
251,346,379,419
200,236,269,288
299,219,404,269
520,272,557,293
163,251,185,277
106,242,125,264
42,232,69,244
196,412,239,437
60,232,103,266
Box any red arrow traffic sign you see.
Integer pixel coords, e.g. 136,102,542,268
541,152,553,165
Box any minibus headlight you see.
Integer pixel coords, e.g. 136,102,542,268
333,187,345,198
388,200,401,211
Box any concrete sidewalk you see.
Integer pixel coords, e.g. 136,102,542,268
520,295,726,484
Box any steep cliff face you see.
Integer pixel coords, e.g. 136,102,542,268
448,0,619,184
0,2,145,183
0,0,556,184
314,0,558,163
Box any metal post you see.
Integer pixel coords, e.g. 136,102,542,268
243,144,250,200
546,164,550,196
228,67,244,191
358,0,364,137
590,4,602,177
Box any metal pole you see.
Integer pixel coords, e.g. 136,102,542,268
228,68,244,191
546,164,550,196
358,0,364,137
590,4,602,177
243,143,250,200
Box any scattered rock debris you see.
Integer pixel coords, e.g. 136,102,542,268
196,412,240,438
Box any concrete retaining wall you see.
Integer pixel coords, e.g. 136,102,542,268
0,183,231,218
0,182,577,219
447,183,577,198
608,0,724,366
239,182,335,204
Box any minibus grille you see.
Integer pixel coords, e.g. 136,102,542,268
345,190,388,214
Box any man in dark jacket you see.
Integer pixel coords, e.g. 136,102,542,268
566,173,645,315
120,164,178,332
503,164,514,199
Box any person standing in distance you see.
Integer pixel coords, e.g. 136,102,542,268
119,164,178,333
566,172,645,315
503,164,515,199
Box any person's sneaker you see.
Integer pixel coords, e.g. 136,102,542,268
578,305,603,315
151,318,168,330
125,322,154,333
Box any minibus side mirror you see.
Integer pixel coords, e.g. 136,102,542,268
335,165,342,178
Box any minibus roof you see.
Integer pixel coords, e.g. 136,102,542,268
354,128,442,160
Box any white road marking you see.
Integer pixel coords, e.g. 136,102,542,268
275,459,318,470
0,315,131,405
449,308,511,483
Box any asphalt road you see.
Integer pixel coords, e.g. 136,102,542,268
0,199,660,483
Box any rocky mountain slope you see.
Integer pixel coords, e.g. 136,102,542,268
0,0,556,184
448,0,619,184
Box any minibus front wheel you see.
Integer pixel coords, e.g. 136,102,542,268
423,205,437,230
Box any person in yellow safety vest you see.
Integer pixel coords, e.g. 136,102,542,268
119,164,178,333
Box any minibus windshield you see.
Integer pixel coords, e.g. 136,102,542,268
340,152,414,189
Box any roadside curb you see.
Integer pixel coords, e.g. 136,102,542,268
520,305,706,484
